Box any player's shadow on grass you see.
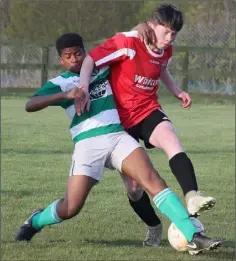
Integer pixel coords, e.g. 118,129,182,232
4,239,67,245
205,249,235,260
84,238,170,247
85,239,235,259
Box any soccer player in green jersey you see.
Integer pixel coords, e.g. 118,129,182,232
15,33,222,255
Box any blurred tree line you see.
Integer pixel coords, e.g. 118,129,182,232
0,0,235,94
1,0,235,47
1,0,143,44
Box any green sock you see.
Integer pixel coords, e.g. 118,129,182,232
153,188,197,242
32,199,63,230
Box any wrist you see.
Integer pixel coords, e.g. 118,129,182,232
173,87,183,97
176,91,183,97
79,84,89,92
61,92,68,99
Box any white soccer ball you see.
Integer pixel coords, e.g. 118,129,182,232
168,217,204,252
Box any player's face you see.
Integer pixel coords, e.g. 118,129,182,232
60,47,86,73
150,23,177,49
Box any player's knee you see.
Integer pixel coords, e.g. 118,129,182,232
127,185,144,201
65,201,85,219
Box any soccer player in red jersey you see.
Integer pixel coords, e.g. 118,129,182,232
77,4,216,246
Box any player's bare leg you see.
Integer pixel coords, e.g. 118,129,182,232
15,175,97,241
149,121,216,215
57,176,97,219
121,147,167,196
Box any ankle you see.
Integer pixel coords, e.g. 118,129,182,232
185,190,198,204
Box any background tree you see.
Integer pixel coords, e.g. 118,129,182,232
3,0,142,44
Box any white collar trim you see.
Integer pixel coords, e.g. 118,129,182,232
144,42,164,58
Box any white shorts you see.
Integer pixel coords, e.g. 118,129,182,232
69,131,141,181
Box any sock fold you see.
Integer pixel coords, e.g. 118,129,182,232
32,199,63,230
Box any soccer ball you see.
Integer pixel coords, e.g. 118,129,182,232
168,217,204,252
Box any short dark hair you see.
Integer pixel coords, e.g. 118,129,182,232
150,4,184,32
55,33,85,55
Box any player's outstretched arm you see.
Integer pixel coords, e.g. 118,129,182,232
160,67,192,109
25,88,85,112
25,93,66,112
160,67,182,97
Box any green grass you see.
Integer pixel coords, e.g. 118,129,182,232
1,93,235,261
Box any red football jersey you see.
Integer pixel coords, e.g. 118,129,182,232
89,31,172,129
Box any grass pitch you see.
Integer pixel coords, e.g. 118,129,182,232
1,92,235,260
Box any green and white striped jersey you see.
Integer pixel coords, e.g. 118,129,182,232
34,66,124,144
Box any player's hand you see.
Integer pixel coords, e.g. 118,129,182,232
134,23,156,45
177,91,192,109
74,85,91,116
65,87,85,100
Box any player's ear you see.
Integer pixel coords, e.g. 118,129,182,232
59,57,64,66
